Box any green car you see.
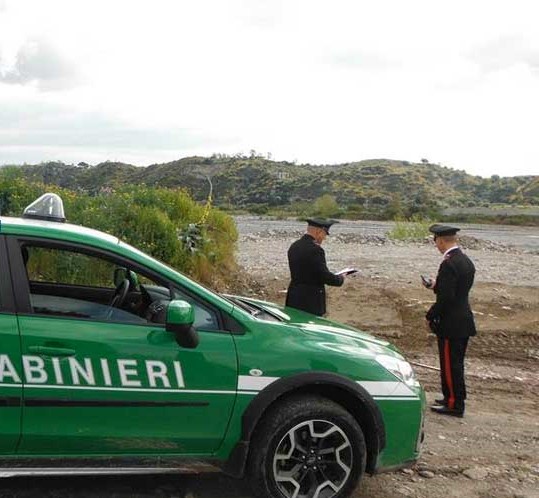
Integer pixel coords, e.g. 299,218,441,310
0,194,425,498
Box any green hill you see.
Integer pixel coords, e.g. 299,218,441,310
6,155,538,220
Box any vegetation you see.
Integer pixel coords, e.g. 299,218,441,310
2,154,538,225
439,213,539,227
387,216,432,241
0,171,237,287
312,194,340,218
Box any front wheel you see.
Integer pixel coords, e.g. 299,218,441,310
247,395,366,498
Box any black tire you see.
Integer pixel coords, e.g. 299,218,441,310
247,395,366,498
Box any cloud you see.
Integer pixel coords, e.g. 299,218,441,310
0,98,237,168
328,50,397,71
0,125,226,150
238,0,283,29
0,37,81,90
469,36,539,74
1,1,539,176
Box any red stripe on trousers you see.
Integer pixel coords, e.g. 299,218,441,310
444,339,456,410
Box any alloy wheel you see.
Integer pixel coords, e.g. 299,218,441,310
272,419,353,498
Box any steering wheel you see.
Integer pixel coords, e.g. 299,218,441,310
108,278,130,311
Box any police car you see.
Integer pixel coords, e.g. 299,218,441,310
0,194,425,498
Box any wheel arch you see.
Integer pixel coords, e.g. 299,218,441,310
223,371,385,478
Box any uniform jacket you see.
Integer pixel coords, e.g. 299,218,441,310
286,234,344,316
426,247,477,338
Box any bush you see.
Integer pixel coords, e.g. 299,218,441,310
388,215,432,241
312,194,340,218
0,172,238,287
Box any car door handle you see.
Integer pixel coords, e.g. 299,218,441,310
27,346,76,357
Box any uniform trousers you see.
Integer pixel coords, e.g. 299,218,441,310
437,336,469,411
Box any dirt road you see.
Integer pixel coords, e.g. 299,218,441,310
1,220,537,498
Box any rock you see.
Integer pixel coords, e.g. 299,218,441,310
401,468,414,475
463,467,489,480
418,470,435,478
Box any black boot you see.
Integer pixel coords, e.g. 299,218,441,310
430,405,464,418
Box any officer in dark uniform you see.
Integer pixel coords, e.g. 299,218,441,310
286,218,345,316
424,224,476,417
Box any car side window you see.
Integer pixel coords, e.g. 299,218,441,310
22,244,166,325
26,246,117,287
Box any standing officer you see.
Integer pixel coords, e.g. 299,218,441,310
424,224,476,417
286,218,345,316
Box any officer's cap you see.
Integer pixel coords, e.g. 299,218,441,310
429,223,460,238
306,218,338,235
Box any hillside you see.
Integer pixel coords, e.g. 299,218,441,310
7,156,539,218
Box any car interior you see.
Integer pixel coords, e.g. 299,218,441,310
21,243,219,330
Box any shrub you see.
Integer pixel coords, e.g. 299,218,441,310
0,172,238,287
312,194,340,218
388,215,432,241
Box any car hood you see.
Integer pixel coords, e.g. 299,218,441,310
228,294,396,352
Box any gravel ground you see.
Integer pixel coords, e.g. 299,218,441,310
235,218,539,288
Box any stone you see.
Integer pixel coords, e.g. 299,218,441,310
463,467,489,480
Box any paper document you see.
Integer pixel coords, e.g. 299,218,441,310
336,267,358,276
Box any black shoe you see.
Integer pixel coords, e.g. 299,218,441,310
434,398,447,406
430,405,464,418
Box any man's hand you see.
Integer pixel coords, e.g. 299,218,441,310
421,275,434,289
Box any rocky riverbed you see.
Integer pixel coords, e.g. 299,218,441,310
235,217,539,289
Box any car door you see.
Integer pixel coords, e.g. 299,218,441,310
7,237,238,456
0,236,22,454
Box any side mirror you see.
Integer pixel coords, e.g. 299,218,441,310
166,300,199,349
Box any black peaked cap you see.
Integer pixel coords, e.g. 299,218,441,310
306,218,339,235
429,223,460,236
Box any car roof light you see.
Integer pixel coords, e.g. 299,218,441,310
22,193,66,223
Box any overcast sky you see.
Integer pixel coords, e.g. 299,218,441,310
1,0,538,177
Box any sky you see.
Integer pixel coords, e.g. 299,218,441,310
0,0,538,177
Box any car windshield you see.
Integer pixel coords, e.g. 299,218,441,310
222,295,283,323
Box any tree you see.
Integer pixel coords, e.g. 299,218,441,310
313,194,339,218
